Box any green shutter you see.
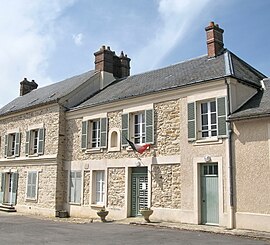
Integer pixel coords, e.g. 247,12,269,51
25,131,30,156
15,132,20,157
0,173,5,203
217,97,227,137
38,128,45,155
145,109,154,144
100,118,107,148
4,135,8,158
81,121,88,149
121,113,129,147
188,102,196,141
11,172,18,205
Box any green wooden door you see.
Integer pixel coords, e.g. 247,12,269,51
131,167,148,216
201,163,219,225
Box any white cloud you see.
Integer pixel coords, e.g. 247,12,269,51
72,33,84,46
133,0,212,73
0,0,76,107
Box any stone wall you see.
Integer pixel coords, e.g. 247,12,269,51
0,105,60,158
107,168,125,208
0,164,57,210
151,164,181,209
65,99,181,162
83,171,90,205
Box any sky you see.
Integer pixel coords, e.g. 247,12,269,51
0,0,269,107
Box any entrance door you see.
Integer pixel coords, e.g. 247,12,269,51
0,172,18,205
201,163,219,225
131,167,148,216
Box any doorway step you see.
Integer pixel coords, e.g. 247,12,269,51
0,203,16,212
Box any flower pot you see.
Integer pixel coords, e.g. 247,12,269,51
140,209,153,223
97,210,109,222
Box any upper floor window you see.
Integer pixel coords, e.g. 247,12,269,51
81,117,107,150
4,132,20,158
25,128,45,156
188,97,227,141
121,108,154,147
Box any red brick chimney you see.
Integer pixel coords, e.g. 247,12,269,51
205,21,224,58
94,46,130,78
20,78,38,96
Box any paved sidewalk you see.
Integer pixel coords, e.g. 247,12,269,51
115,217,270,242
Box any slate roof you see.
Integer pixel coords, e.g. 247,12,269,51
0,70,97,116
75,49,266,109
230,78,270,120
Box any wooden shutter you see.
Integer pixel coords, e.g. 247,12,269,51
81,121,88,149
11,172,18,205
0,173,5,203
121,113,129,147
75,171,82,203
188,102,196,141
25,131,30,156
100,118,107,148
4,135,8,158
145,109,154,144
15,132,20,157
38,128,45,155
217,97,227,137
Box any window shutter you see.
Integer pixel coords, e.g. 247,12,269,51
145,109,154,144
69,171,75,203
75,171,82,203
100,118,107,148
0,173,5,203
15,133,20,157
217,97,227,137
121,113,129,146
188,102,196,141
32,172,37,198
38,128,45,155
81,121,88,149
4,135,8,158
25,131,30,156
11,172,18,205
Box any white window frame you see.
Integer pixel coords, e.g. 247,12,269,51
69,170,82,204
90,119,101,149
7,133,16,157
133,112,146,144
92,170,105,205
26,171,38,200
30,129,39,155
199,100,217,139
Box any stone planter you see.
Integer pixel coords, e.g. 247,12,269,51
97,210,109,222
140,209,153,223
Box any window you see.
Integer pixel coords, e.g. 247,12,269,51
69,171,81,204
92,170,105,205
121,109,154,147
4,132,20,157
188,97,227,141
200,100,217,138
81,118,107,150
25,128,45,156
26,171,38,200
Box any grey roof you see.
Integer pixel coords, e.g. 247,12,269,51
0,70,97,116
230,78,270,120
75,50,266,109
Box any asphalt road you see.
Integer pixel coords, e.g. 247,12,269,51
0,214,269,245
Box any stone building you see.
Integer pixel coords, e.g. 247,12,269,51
0,22,269,232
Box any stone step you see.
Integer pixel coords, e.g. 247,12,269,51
0,204,16,212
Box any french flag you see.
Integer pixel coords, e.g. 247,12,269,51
125,138,151,154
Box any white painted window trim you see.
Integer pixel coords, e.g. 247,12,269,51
123,103,153,114
27,123,44,131
6,128,20,134
83,113,107,122
91,170,106,207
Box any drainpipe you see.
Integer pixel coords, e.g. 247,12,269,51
225,78,234,229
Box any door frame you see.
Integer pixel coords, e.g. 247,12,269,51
129,167,148,217
0,170,18,205
193,156,224,225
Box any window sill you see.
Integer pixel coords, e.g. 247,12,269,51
90,204,105,209
26,198,37,203
28,153,39,157
6,156,16,159
194,137,223,146
108,147,120,152
85,148,103,154
68,202,81,206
